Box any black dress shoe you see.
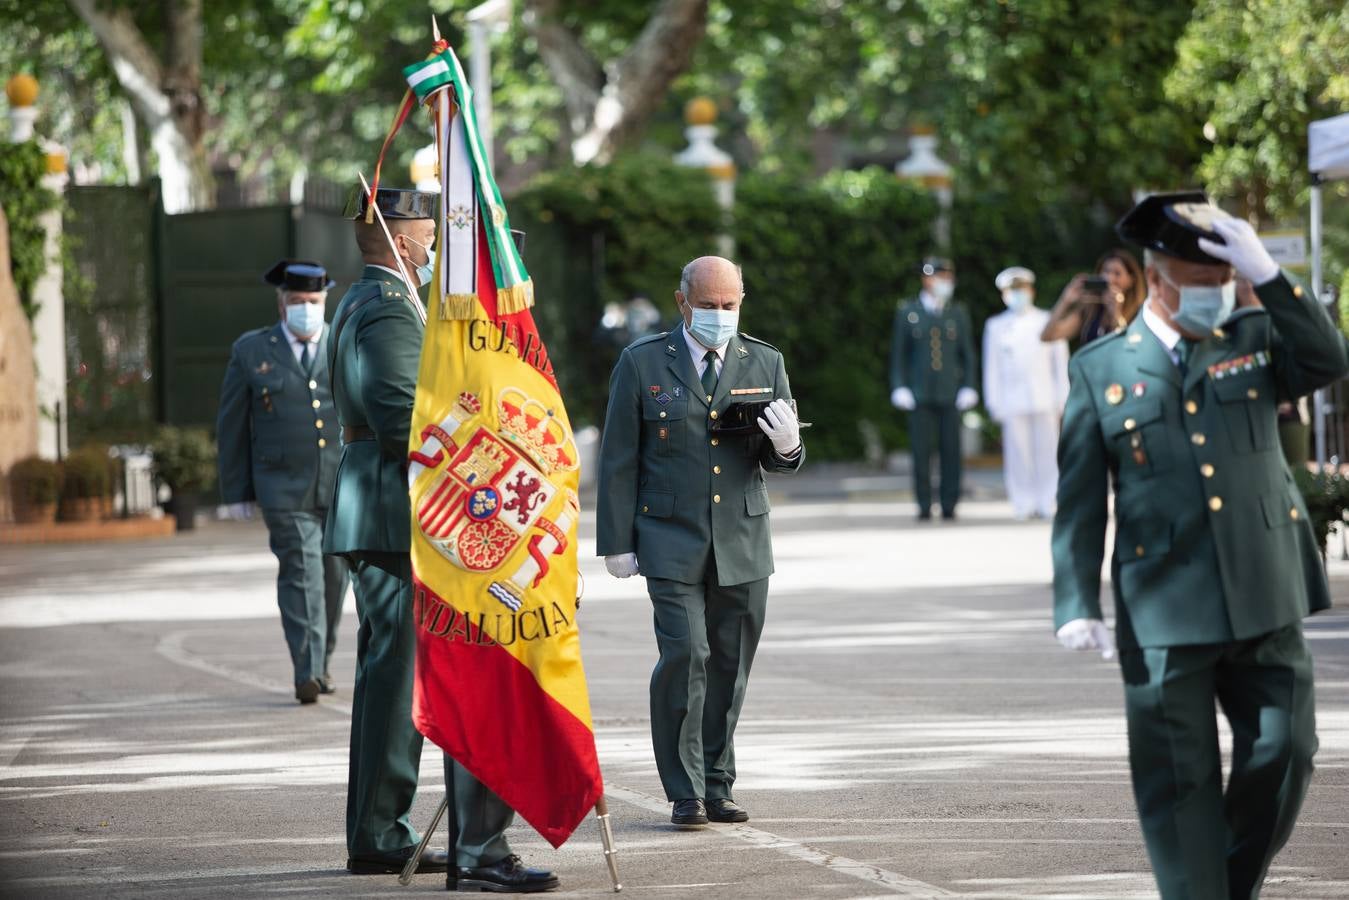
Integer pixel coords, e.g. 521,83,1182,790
347,846,449,875
295,678,321,704
706,798,749,823
454,854,560,893
941,510,957,521
319,672,336,694
671,798,708,827
917,509,932,521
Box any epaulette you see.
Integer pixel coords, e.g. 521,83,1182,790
627,331,670,351
1226,306,1268,325
1072,328,1126,362
738,332,781,352
233,326,273,348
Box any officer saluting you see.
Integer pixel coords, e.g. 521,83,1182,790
597,255,805,828
1052,192,1349,899
216,259,348,704
890,256,979,520
325,187,557,891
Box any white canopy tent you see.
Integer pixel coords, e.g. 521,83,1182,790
1308,112,1349,466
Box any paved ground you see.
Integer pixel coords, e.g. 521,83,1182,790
1,497,1347,898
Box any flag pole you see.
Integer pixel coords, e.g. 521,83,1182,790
595,794,622,892
356,170,428,325
397,795,449,886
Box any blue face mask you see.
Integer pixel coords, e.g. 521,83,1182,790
1003,288,1033,312
1161,271,1235,336
403,236,436,287
284,300,325,337
687,306,739,348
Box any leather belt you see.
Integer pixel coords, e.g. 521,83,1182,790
342,425,376,443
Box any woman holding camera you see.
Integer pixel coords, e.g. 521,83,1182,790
1040,248,1145,344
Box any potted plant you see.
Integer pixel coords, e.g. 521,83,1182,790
59,445,113,522
8,456,63,524
1292,467,1349,564
150,426,217,531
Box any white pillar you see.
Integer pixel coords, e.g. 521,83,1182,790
32,162,68,459
466,0,512,167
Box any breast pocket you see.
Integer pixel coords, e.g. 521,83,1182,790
250,374,285,416
1102,397,1171,478
642,397,688,457
1211,372,1277,453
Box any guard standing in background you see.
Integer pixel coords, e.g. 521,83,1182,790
982,266,1069,519
1052,192,1348,899
890,256,979,520
217,259,347,704
325,186,557,891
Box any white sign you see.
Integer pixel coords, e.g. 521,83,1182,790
1259,231,1307,266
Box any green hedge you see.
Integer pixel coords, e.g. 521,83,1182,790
733,168,937,459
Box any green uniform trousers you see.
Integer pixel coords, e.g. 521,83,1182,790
1120,622,1317,900
260,508,348,687
647,566,768,801
345,552,514,865
909,402,962,515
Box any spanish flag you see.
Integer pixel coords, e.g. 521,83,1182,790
401,44,601,848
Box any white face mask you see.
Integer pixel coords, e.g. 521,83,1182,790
929,279,954,303
1158,270,1236,335
686,305,739,348
1004,288,1032,311
284,301,325,337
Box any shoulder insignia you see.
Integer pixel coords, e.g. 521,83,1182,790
738,332,780,352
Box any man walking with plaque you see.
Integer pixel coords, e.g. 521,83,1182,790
597,255,805,828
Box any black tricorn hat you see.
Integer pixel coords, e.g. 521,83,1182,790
921,256,954,276
344,186,439,221
709,399,810,435
262,259,335,291
1115,191,1235,265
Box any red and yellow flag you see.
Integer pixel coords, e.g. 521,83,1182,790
402,43,601,848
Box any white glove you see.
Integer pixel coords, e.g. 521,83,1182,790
1056,618,1116,661
955,387,980,411
605,553,639,578
891,387,916,411
757,398,802,456
1197,216,1280,287
224,502,253,521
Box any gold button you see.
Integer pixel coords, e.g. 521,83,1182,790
710,438,720,447
1200,463,1215,478
315,419,324,429
1290,507,1300,520
709,411,718,420
312,399,321,409
1185,400,1198,415
1136,545,1145,557
659,411,667,419
1124,418,1137,431
713,494,721,503
713,465,721,474
642,505,649,513
1247,388,1258,399
1293,284,1304,298
1209,496,1223,511
933,362,943,371
1192,433,1206,446
309,380,318,390
318,438,326,448
931,328,940,337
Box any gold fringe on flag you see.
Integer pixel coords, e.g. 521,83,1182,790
440,293,483,321
496,280,536,314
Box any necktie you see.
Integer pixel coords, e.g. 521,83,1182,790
700,350,719,401
1175,338,1193,375
299,342,312,373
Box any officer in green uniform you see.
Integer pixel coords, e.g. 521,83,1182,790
217,260,348,704
889,256,980,520
325,187,558,892
1052,192,1348,900
596,256,805,828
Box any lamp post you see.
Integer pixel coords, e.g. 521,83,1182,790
674,97,736,257
895,125,953,250
466,0,512,166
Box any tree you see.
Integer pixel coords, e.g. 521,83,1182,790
522,0,709,165
66,0,214,212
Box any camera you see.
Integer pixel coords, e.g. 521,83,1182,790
1082,276,1109,294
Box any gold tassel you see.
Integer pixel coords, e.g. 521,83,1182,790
440,293,482,321
496,280,535,314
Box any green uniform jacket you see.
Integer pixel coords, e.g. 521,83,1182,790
322,266,424,556
596,326,805,586
1052,273,1348,649
216,322,340,510
889,298,978,404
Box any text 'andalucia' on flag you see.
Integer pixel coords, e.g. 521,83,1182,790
396,41,601,848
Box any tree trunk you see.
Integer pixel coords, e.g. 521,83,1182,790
68,0,214,212
524,0,709,165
